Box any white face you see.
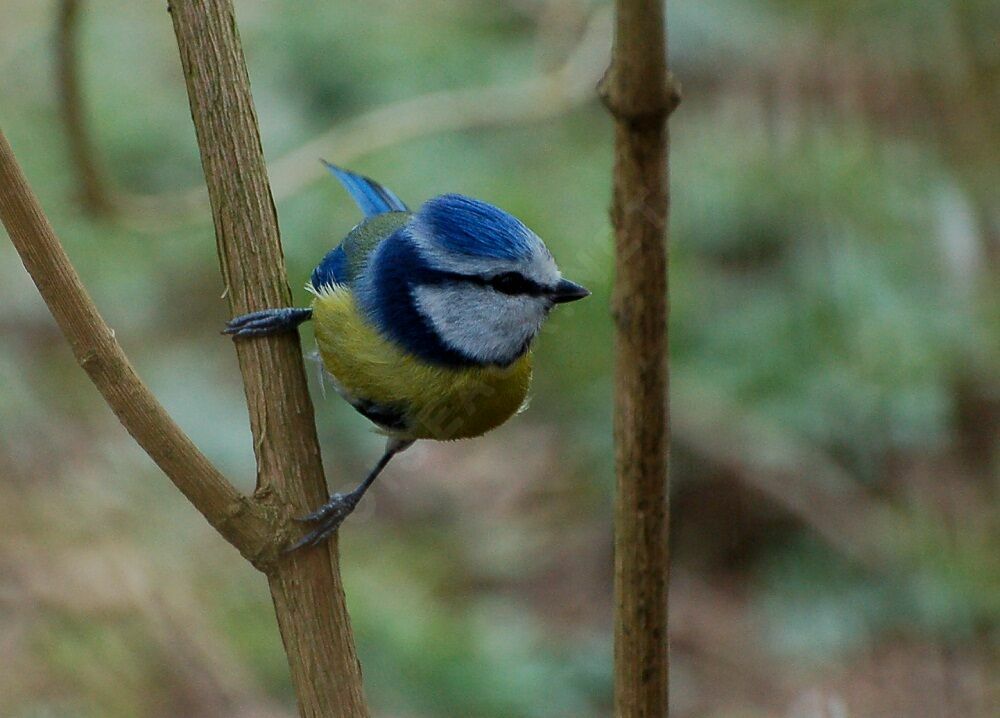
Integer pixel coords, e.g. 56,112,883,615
413,282,552,365
409,229,563,366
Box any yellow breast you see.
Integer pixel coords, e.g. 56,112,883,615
311,286,532,441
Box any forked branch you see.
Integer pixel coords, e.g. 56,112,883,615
166,1,368,715
3,0,371,713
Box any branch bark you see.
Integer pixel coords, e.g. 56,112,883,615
601,0,679,715
165,1,367,715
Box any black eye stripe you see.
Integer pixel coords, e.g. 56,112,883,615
422,269,548,297
487,271,543,296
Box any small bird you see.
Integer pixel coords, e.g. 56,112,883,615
225,162,589,549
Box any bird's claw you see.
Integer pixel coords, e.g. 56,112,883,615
286,493,359,552
223,308,312,338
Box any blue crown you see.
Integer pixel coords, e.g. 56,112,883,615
418,194,534,261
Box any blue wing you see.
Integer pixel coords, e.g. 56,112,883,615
322,160,408,217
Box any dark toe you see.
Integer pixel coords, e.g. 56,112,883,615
222,308,312,338
287,519,342,552
223,316,278,337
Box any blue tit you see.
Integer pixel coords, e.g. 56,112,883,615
224,162,589,549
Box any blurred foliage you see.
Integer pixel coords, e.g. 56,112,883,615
0,0,996,716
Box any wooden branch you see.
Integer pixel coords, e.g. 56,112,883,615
0,128,273,563
165,1,367,716
601,0,679,715
55,0,113,216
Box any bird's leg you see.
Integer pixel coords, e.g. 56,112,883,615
288,438,414,551
223,307,313,338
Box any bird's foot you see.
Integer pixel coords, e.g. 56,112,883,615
287,492,360,551
285,438,411,552
223,308,312,338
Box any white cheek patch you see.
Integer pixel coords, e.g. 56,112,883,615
413,283,549,365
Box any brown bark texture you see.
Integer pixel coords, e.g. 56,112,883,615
600,0,679,715
166,1,368,715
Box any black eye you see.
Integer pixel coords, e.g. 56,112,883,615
489,272,532,295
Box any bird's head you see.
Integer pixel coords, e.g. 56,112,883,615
397,194,589,366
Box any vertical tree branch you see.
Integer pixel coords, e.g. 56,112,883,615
165,1,367,716
55,0,113,216
600,0,679,715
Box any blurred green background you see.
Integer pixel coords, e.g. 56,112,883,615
1,0,997,716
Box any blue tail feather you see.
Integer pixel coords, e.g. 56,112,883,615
321,160,408,217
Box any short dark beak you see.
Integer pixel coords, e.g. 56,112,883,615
550,278,591,304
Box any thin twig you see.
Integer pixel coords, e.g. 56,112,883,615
672,382,905,566
114,7,612,232
55,0,113,216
